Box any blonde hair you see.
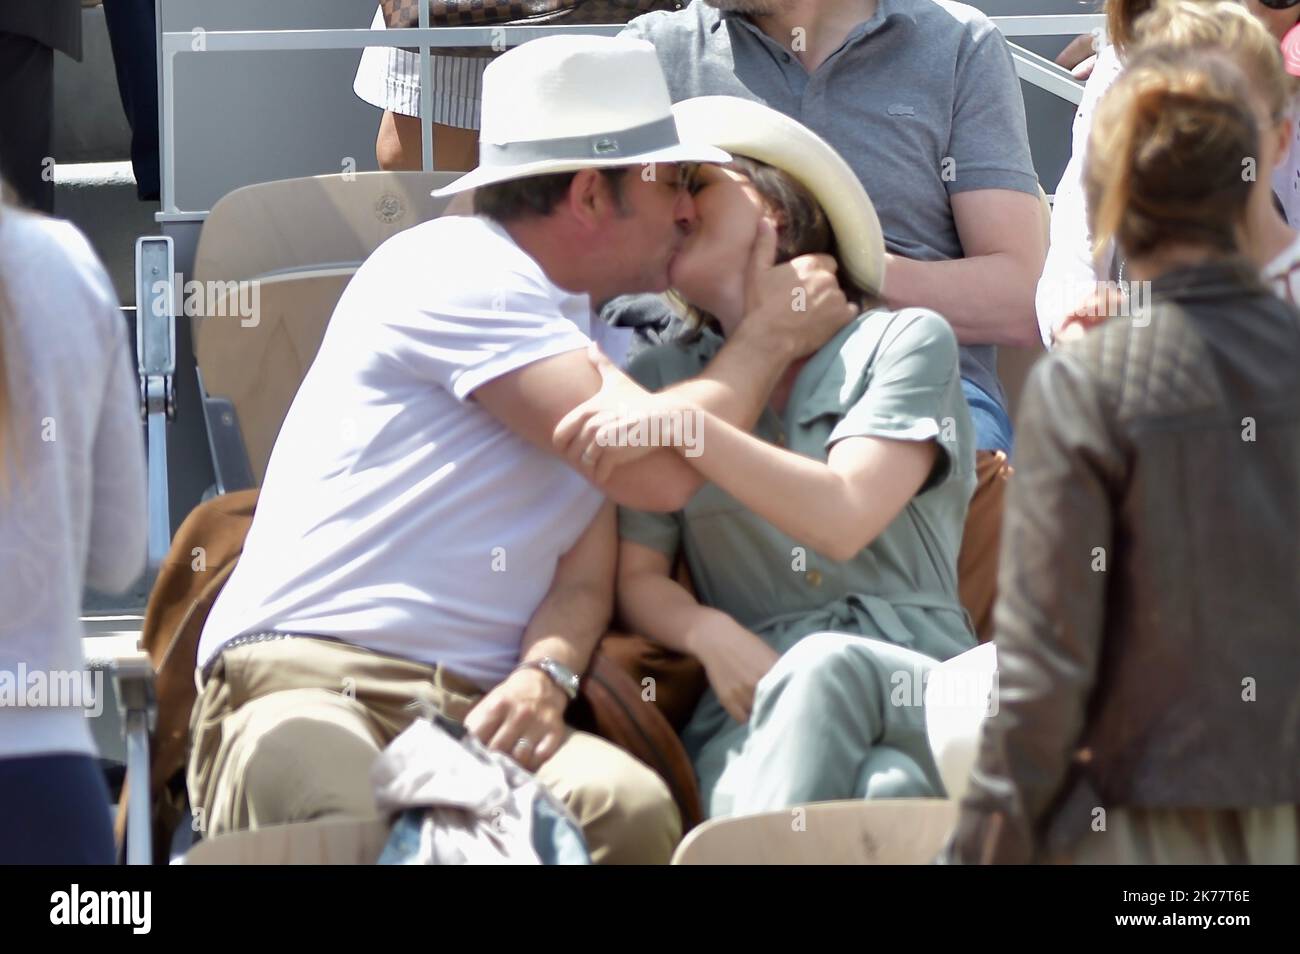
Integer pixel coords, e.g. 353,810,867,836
1133,0,1294,117
1086,50,1259,262
1107,0,1159,56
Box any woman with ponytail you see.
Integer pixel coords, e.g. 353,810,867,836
0,190,147,863
1038,0,1300,344
943,51,1300,864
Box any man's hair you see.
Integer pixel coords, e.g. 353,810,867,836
472,167,629,222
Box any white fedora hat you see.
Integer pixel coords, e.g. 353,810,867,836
432,35,730,197
670,96,886,297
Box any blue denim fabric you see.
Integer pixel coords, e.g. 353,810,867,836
962,377,1013,456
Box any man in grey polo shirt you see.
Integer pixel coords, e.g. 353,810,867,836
619,0,1046,455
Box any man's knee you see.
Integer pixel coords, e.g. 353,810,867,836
194,689,382,835
540,733,681,864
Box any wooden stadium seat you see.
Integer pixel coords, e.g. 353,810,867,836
193,171,462,285
189,171,461,488
671,799,959,865
194,268,354,485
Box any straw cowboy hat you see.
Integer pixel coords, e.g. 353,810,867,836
433,35,730,197
670,95,887,297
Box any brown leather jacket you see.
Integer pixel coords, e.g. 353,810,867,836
944,259,1300,864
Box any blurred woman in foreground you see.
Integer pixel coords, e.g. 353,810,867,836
0,189,146,863
945,48,1300,864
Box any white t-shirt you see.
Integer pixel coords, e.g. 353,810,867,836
0,212,147,760
198,216,630,687
1263,234,1300,308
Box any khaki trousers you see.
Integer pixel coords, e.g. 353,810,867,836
187,637,681,864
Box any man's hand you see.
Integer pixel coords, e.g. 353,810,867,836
464,667,569,772
691,617,781,724
555,344,685,481
739,217,856,358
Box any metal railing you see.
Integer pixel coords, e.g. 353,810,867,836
155,14,1104,221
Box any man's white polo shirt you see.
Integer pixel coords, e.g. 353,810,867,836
197,215,630,687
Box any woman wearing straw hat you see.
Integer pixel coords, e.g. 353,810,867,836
559,96,979,817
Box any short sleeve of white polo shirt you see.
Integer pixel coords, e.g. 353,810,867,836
381,216,596,402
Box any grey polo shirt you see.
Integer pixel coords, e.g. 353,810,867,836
621,0,1039,414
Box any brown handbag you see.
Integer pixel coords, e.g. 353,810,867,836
379,0,682,56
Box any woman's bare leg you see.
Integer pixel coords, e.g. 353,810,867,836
376,111,479,171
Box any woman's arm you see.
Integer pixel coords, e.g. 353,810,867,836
562,350,939,563
675,412,936,562
618,540,777,723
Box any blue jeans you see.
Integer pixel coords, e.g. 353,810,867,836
0,753,116,864
962,378,1013,455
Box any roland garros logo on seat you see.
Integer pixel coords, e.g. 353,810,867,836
375,192,406,224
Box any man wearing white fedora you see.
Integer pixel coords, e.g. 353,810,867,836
188,34,856,864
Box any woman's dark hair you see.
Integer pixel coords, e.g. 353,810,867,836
1085,48,1259,261
675,155,874,340
472,167,628,221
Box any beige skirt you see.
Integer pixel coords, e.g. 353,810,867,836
1050,805,1300,864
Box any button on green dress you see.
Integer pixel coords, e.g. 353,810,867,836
619,306,979,817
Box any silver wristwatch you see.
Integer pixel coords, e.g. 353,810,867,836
515,657,580,700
